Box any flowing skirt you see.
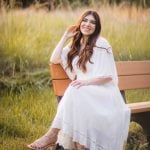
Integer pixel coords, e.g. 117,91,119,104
51,84,130,150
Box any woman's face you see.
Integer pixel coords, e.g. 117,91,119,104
80,14,96,36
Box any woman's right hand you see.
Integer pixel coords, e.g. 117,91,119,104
63,25,79,40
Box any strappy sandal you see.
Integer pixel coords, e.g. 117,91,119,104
27,134,57,150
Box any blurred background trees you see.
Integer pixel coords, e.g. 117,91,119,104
0,0,150,10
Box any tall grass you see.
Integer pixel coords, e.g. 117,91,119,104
0,9,71,75
0,88,57,150
0,6,150,76
100,6,150,60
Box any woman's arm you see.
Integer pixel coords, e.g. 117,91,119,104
50,25,78,64
70,77,112,88
50,36,68,64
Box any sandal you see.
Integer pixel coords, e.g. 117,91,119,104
27,134,57,150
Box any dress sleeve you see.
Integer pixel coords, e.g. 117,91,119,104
92,47,118,85
60,45,76,80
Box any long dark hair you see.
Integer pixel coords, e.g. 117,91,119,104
67,10,101,72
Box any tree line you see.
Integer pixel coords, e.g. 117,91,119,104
0,0,150,10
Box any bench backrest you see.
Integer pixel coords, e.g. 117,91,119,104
50,61,150,96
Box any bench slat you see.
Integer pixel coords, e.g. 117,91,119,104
127,101,150,113
52,79,71,96
50,61,150,80
52,75,150,96
119,75,150,90
50,64,68,79
116,61,150,76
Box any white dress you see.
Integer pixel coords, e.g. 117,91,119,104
51,36,131,150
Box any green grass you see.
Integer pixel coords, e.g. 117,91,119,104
0,88,57,150
0,7,150,76
126,89,150,103
101,6,150,61
0,87,150,149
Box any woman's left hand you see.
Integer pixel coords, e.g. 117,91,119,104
70,80,89,89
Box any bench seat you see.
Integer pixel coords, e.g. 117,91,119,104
127,101,150,113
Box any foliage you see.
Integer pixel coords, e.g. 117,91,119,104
1,0,150,9
0,69,51,94
125,122,149,150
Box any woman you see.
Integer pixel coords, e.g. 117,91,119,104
27,10,130,150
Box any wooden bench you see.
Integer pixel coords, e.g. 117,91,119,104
50,61,150,136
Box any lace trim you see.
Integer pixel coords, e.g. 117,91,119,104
53,118,108,150
94,46,112,54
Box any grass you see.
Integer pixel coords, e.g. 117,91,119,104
0,9,77,76
126,89,150,103
0,88,57,150
0,6,150,76
0,87,150,149
100,6,150,61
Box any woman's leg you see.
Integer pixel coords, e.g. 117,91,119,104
27,128,60,149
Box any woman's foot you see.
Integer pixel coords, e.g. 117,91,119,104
75,143,86,150
27,129,59,150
